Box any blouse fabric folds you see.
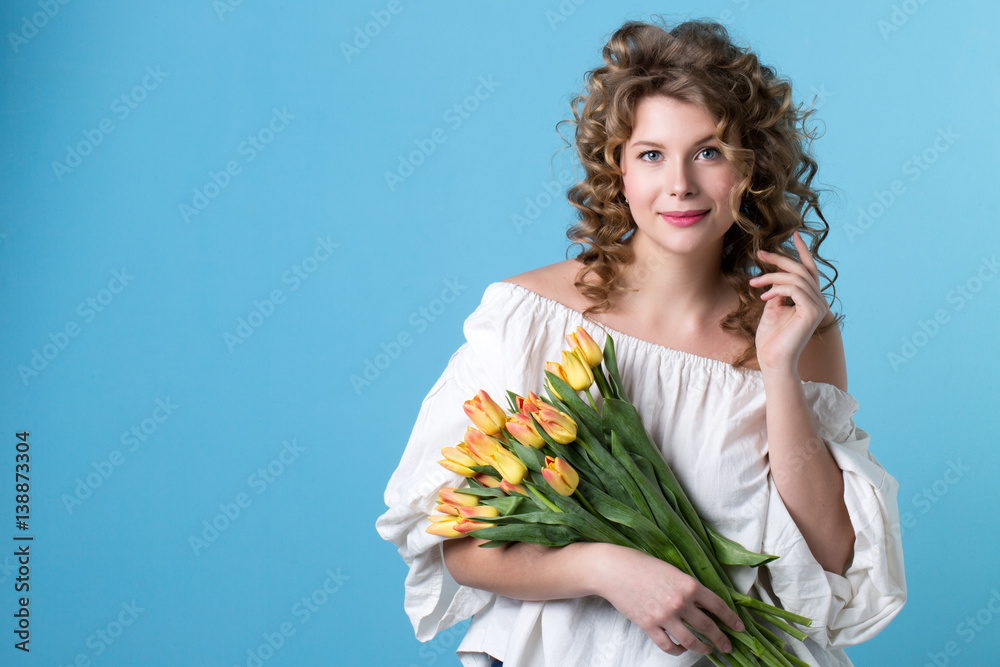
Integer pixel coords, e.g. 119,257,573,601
376,281,906,667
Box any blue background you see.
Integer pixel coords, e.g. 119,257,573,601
1,1,997,665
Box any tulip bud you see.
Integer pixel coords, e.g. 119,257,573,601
517,391,544,414
541,456,580,496
474,473,502,488
561,349,594,391
566,327,603,367
463,390,507,436
456,504,499,519
500,480,528,496
426,515,463,537
438,487,480,507
534,405,578,444
506,412,545,449
545,361,568,400
463,427,503,466
438,446,477,477
435,502,459,515
488,447,528,485
455,519,492,534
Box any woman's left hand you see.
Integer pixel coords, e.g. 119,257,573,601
749,230,833,374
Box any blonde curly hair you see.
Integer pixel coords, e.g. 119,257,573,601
559,17,844,369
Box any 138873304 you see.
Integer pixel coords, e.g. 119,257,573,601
13,430,32,653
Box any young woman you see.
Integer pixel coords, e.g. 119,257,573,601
377,18,905,667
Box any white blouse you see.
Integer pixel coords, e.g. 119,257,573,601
376,281,906,667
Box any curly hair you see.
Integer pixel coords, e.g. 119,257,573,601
559,17,844,370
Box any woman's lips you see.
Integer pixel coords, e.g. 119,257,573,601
660,209,709,227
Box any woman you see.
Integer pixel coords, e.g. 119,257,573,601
377,17,905,667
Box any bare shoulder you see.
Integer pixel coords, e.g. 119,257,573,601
798,317,848,393
501,259,594,312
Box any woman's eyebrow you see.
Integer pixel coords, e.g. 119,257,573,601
630,134,717,149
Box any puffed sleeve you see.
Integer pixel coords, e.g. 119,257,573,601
375,286,516,642
755,382,906,649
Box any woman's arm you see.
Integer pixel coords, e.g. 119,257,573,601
442,537,744,657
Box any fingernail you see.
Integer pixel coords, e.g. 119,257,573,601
723,642,732,652
737,621,745,631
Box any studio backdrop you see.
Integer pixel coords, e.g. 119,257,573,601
1,1,997,665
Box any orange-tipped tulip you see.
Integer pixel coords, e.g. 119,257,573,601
463,427,503,465
535,405,578,444
566,327,603,367
426,515,463,537
516,391,544,415
542,456,580,496
506,412,545,449
438,446,477,477
500,480,528,496
454,519,492,534
438,487,480,507
561,349,594,391
435,502,459,515
456,504,499,519
545,361,568,400
488,447,528,485
463,390,507,436
474,473,501,488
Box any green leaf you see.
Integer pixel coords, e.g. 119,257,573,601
705,524,779,567
602,334,628,402
469,523,582,547
505,434,545,472
454,486,506,498
505,390,522,414
482,496,524,516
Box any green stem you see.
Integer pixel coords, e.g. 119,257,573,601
586,389,598,411
732,592,812,627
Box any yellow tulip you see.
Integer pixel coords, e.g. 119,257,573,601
463,427,503,466
534,405,578,444
516,391,543,414
488,447,528,485
541,456,580,496
561,349,594,391
506,412,545,449
456,504,499,519
454,519,492,534
500,480,528,496
438,487,480,507
473,472,501,488
425,515,463,537
438,446,477,477
545,361,568,400
463,389,507,436
435,502,459,515
566,327,603,367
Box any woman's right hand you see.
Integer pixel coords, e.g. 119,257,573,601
585,542,744,657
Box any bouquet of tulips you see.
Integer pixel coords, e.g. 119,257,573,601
426,327,814,667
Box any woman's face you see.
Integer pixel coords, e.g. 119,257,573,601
620,95,742,260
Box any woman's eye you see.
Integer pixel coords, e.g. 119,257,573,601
699,147,721,159
638,150,661,162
